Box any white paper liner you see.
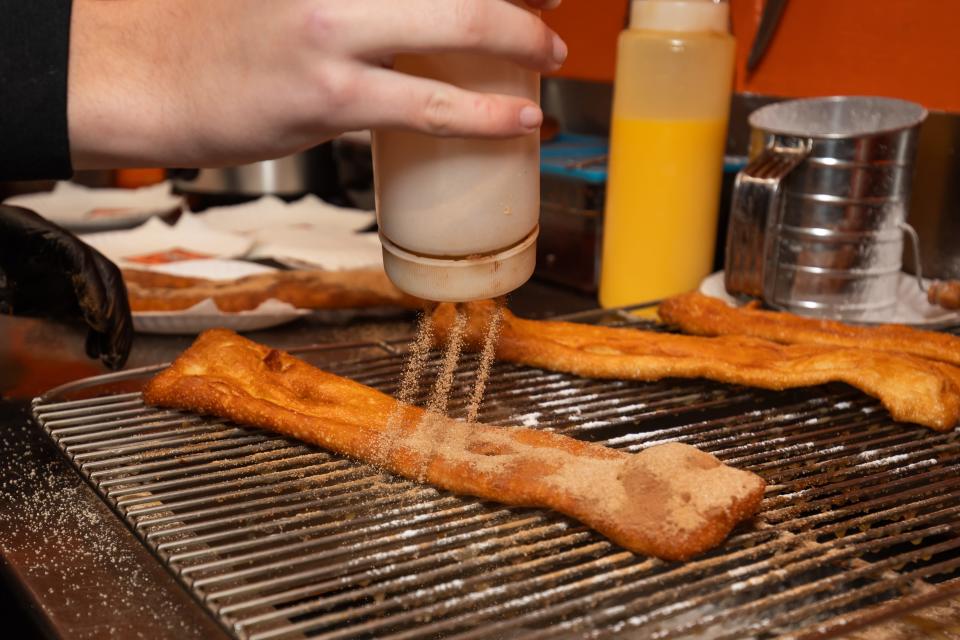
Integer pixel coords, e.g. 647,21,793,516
195,195,380,270
700,271,960,326
198,195,375,235
5,181,183,232
249,231,384,271
143,258,275,280
81,215,254,267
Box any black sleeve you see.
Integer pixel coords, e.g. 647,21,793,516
0,0,74,181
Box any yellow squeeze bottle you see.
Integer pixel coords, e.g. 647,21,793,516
599,0,735,308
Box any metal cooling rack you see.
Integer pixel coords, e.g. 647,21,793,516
31,309,960,640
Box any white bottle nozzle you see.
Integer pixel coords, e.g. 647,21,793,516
380,228,539,303
631,0,729,32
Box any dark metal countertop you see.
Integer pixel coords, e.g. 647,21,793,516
0,281,596,640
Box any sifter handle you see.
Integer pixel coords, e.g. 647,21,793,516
724,144,809,299
900,222,926,292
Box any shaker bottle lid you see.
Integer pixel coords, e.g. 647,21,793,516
631,0,729,33
380,227,540,303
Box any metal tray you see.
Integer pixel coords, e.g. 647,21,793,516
31,308,960,639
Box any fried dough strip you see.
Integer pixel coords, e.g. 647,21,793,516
433,302,960,431
659,292,960,367
123,268,422,312
122,269,210,290
144,329,766,561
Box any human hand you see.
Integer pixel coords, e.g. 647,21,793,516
0,205,133,370
69,0,566,170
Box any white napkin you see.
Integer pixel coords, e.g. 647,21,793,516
196,195,381,270
198,195,375,235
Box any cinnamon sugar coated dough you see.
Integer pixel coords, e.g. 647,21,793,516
122,268,422,312
143,329,766,561
659,291,960,367
433,301,960,431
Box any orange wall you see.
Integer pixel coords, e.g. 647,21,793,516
543,0,629,83
544,0,960,113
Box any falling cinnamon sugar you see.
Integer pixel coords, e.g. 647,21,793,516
425,304,467,416
414,305,468,480
374,311,435,465
466,299,504,423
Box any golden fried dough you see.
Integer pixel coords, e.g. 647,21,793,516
123,268,422,312
659,292,960,367
144,329,766,561
433,301,960,431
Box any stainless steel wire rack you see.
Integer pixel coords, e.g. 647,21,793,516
31,308,960,639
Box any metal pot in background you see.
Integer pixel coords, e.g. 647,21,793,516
725,96,928,321
171,142,352,210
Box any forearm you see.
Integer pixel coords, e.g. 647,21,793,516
68,0,208,169
66,0,564,172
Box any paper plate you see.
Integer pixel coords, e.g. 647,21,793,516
5,181,183,232
129,260,310,335
82,214,254,267
133,299,309,335
699,271,960,327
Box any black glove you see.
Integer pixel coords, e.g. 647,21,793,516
0,205,133,370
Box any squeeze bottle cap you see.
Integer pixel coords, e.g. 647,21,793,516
630,0,729,33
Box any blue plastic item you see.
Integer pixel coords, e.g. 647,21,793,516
541,133,748,185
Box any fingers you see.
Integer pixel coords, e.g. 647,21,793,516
312,0,567,73
87,253,133,370
74,244,133,370
0,204,131,369
92,256,133,370
332,65,542,138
